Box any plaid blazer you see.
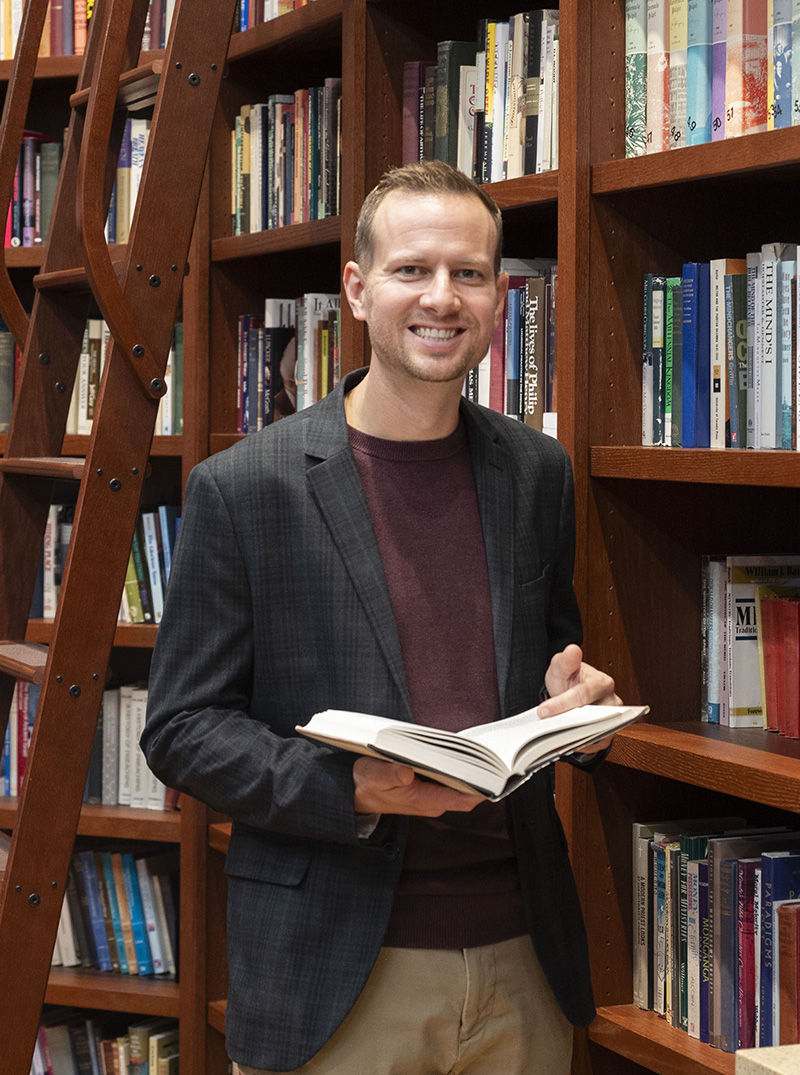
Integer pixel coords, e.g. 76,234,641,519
142,368,596,1072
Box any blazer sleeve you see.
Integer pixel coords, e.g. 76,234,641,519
141,460,364,846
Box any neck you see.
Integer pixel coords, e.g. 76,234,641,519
345,365,464,441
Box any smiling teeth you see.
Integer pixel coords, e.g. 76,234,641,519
413,327,458,339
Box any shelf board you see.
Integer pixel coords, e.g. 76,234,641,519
590,1006,734,1075
592,126,800,194
208,997,227,1035
208,821,231,855
46,965,180,1016
0,435,182,460
609,723,800,812
0,53,82,81
25,619,159,649
0,798,181,840
227,0,343,62
590,446,800,487
211,217,341,262
483,171,558,209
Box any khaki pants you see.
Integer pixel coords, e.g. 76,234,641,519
236,934,574,1075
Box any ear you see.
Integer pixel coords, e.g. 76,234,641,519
343,261,369,323
493,272,509,327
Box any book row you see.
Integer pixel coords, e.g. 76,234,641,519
633,816,800,1051
235,0,318,32
625,0,797,158
0,0,177,59
0,318,182,437
30,1009,178,1075
231,80,342,236
641,246,800,450
702,554,800,732
3,131,62,249
463,257,558,434
237,292,340,430
31,501,181,626
3,681,177,811
402,9,559,182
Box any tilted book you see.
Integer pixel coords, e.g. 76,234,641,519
297,703,647,801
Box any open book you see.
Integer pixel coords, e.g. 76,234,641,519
297,703,648,800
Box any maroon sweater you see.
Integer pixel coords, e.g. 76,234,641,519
349,421,528,949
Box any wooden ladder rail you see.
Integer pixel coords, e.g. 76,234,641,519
0,0,238,1068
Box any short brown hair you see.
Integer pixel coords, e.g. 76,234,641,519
354,161,504,275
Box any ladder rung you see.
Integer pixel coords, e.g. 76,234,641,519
34,246,125,292
70,59,164,113
0,457,85,480
0,641,47,685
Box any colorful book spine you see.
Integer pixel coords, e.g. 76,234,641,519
687,0,714,143
646,0,671,152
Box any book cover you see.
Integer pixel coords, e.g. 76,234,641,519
760,848,800,1044
682,261,711,447
77,849,113,972
121,852,153,975
687,0,714,143
646,0,671,152
670,0,689,147
759,241,795,448
726,0,769,136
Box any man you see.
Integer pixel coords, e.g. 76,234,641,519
142,160,619,1075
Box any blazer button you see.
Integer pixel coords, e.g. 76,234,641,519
382,842,399,861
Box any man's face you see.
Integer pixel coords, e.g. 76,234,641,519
344,191,507,387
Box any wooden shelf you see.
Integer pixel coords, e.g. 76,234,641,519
484,171,559,209
590,446,800,488
45,965,180,1016
227,0,343,61
208,821,231,855
589,1007,734,1075
211,217,341,262
592,126,800,195
608,723,800,814
0,54,82,81
208,998,226,1035
0,799,181,840
25,620,159,649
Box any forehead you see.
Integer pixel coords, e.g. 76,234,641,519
370,191,496,264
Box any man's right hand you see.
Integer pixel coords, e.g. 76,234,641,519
353,756,484,817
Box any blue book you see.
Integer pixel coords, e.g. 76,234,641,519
682,262,711,447
760,849,800,1045
101,852,129,974
121,852,153,974
686,0,713,144
505,288,522,420
77,850,113,971
157,505,180,586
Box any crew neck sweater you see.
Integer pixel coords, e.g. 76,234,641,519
349,420,528,949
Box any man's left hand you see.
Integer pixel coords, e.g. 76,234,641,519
539,643,621,755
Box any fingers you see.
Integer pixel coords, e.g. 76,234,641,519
353,757,483,816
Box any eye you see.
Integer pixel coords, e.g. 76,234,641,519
456,269,482,281
397,265,423,277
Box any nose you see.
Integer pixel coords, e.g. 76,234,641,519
420,268,460,313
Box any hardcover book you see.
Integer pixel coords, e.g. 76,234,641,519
298,703,647,801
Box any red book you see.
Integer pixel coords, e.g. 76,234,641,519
738,857,760,1049
761,594,785,732
402,61,426,165
783,598,800,739
778,900,800,1044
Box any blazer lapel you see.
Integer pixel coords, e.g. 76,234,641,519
462,402,515,713
303,375,412,719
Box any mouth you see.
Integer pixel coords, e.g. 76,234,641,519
410,326,463,340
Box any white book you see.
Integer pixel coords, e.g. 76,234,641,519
130,685,149,809
101,687,121,807
42,503,58,618
302,293,339,407
56,890,80,967
299,703,648,801
726,556,800,727
117,684,135,805
129,117,150,228
76,322,91,436
710,259,728,449
754,266,763,447
135,857,167,974
759,242,796,448
477,349,491,408
539,17,557,173
491,21,510,183
456,65,478,178
505,13,527,179
550,30,560,169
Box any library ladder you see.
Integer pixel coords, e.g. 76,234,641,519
0,0,237,1068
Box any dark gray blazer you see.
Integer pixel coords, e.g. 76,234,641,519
142,367,596,1072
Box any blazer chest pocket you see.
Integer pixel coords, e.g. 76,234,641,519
225,835,313,887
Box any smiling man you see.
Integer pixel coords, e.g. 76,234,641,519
142,161,619,1075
